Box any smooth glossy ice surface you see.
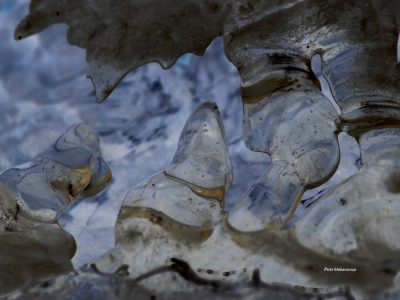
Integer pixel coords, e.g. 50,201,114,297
166,103,232,200
0,123,111,223
0,123,111,294
295,128,400,271
94,103,232,278
89,105,374,298
229,90,339,231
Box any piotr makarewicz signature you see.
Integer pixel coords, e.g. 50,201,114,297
323,267,357,272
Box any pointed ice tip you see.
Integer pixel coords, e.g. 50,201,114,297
96,88,111,103
14,21,28,41
96,95,106,103
14,30,23,41
166,102,232,194
86,75,109,103
87,62,127,103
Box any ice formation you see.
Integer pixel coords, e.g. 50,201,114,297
6,0,400,298
0,124,111,294
1,104,354,299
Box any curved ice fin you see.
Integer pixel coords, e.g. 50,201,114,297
98,103,233,278
166,102,232,203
